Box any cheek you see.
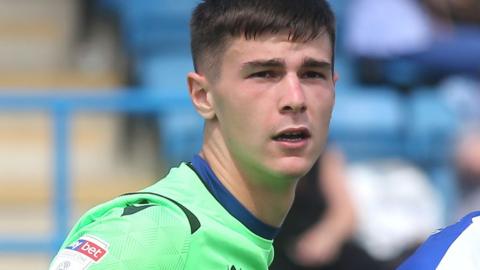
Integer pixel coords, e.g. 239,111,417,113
225,103,272,160
216,95,259,143
232,105,269,142
310,90,335,119
223,88,270,128
309,91,335,144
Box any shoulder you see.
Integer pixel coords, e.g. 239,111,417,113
50,193,200,270
398,211,480,270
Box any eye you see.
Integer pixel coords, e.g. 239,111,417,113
301,71,326,79
248,70,280,79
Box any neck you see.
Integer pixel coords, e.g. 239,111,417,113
200,145,298,228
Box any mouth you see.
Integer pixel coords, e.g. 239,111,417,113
272,127,311,142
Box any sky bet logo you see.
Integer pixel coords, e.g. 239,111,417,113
67,235,108,262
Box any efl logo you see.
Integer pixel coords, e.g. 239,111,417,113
67,235,108,262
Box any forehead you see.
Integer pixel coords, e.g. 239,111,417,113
223,33,333,66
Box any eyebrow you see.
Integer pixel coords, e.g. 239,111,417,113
302,57,332,70
241,58,285,71
241,57,331,71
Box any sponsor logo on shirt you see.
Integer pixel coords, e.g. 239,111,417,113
50,235,109,270
67,238,107,262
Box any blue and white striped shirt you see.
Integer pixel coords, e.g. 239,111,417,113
398,211,480,270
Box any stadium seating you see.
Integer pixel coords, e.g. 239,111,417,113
330,86,407,161
406,88,459,165
94,0,202,165
138,54,203,165
103,0,197,57
407,89,459,220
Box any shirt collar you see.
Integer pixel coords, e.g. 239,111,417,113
189,154,280,240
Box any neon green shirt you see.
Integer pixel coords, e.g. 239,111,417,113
49,155,277,269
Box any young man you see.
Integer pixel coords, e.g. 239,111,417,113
49,0,337,269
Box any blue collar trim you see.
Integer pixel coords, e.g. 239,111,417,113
190,155,279,240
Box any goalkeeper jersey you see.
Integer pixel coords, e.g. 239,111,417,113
397,211,480,270
49,155,278,270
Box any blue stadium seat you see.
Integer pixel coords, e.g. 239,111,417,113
138,54,203,165
383,58,426,88
330,86,458,222
329,87,407,161
116,0,197,56
334,56,358,90
102,0,201,165
329,0,351,53
158,106,204,166
405,89,459,164
137,54,194,96
405,89,460,222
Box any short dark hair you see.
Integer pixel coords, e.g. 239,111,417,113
190,0,336,78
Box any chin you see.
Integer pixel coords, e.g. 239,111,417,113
275,156,315,179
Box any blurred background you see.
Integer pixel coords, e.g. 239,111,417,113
0,0,479,269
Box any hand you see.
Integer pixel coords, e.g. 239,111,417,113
291,225,344,267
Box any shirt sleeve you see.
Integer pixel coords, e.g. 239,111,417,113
49,202,192,270
397,211,480,270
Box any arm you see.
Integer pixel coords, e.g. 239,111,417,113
293,147,357,266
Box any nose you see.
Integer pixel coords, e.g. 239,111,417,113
279,75,307,114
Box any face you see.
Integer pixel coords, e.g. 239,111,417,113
191,33,336,186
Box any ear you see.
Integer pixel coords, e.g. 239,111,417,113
333,72,339,86
187,72,216,120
